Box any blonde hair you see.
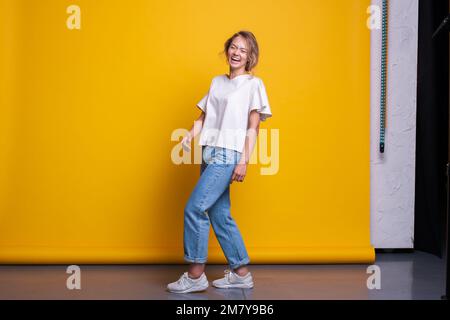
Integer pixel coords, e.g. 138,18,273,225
221,30,260,73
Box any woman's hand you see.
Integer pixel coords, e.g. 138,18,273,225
231,163,247,183
181,133,192,152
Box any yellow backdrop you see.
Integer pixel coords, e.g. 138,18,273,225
0,0,374,264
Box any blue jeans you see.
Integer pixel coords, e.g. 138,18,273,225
183,145,250,270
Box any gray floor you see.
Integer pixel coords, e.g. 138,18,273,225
0,250,445,300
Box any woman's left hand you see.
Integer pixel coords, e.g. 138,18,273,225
231,163,247,183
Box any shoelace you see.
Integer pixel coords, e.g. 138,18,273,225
177,272,190,287
224,269,232,282
224,269,249,281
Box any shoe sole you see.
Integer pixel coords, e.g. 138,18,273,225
167,283,209,294
212,282,254,289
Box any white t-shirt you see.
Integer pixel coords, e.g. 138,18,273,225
196,73,272,153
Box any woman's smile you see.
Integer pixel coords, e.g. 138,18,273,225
230,55,242,66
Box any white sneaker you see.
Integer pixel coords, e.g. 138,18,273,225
167,272,209,293
212,269,254,289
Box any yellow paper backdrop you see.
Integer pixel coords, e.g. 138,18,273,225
0,0,374,264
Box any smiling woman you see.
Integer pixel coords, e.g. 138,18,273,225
167,30,271,293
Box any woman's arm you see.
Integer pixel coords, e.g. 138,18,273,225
189,111,206,140
231,110,260,183
182,111,205,150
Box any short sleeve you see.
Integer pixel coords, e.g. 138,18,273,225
196,92,208,112
249,79,272,121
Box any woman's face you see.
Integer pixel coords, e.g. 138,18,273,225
227,36,249,72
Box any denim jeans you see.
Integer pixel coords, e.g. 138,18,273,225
183,145,250,270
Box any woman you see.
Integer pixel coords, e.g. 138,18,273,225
167,30,272,293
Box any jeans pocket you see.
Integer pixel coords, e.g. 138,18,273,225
202,145,215,164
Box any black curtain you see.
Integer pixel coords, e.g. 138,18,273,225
414,0,449,257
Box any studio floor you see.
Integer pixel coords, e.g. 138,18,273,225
0,250,445,300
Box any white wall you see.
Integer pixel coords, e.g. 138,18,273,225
370,0,419,248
